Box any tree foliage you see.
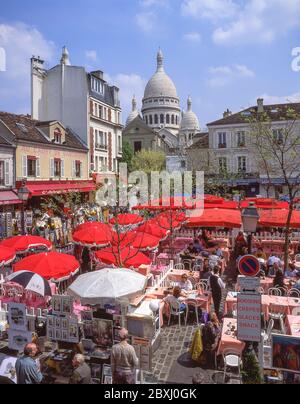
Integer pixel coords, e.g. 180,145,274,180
132,149,166,174
121,140,134,171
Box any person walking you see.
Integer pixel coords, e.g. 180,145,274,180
209,266,226,320
111,328,139,384
69,354,91,384
15,343,43,385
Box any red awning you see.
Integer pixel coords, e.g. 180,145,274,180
0,191,22,206
186,209,242,228
26,181,96,197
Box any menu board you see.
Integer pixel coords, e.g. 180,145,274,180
132,337,152,372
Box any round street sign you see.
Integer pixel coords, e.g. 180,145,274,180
238,255,260,277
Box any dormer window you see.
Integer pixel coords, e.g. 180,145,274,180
54,128,62,143
91,76,104,94
16,123,28,133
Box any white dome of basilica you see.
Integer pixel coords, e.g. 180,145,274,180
143,49,178,100
180,96,200,131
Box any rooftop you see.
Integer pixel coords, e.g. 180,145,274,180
207,102,300,126
0,112,87,150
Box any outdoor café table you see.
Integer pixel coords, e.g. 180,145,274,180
184,292,211,313
259,277,291,294
216,318,245,357
225,293,300,320
167,269,200,283
262,296,300,321
286,315,300,337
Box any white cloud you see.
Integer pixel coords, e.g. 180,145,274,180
212,0,300,45
208,64,255,87
105,73,146,124
255,91,300,105
183,32,202,43
181,0,238,20
136,11,156,33
85,50,98,62
140,0,169,7
0,22,55,112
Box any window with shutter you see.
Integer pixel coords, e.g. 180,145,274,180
22,156,27,178
4,161,9,186
50,158,54,177
61,160,65,177
36,158,40,178
0,161,4,186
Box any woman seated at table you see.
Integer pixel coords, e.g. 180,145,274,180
255,247,267,261
200,229,219,249
164,286,187,311
285,263,298,278
178,274,193,293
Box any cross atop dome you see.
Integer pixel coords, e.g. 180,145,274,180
157,48,164,72
187,96,192,112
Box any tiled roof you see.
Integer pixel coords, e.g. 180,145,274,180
187,132,209,150
0,112,87,150
207,102,300,126
0,133,14,147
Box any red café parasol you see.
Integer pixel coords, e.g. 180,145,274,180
72,222,113,247
259,209,300,229
114,231,161,251
0,235,52,254
95,247,151,268
110,213,144,226
186,208,242,228
13,252,80,282
0,246,16,266
136,222,170,239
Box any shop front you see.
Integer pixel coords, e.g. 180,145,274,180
10,180,98,248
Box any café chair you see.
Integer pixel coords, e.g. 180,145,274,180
186,299,201,325
174,263,185,271
197,280,209,292
223,348,242,384
167,300,188,327
288,289,300,298
261,319,274,346
268,288,282,296
232,303,237,319
291,306,300,316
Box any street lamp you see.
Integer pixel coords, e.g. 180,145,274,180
18,183,30,235
241,202,260,254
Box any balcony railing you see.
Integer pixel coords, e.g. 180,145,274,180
95,144,108,151
218,143,227,149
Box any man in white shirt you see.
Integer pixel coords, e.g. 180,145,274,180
178,274,193,292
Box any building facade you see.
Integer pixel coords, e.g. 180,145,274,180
31,47,123,176
187,99,300,197
123,50,201,172
0,112,92,202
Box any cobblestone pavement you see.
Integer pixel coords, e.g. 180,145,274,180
145,262,240,385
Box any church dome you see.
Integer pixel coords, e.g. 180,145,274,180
143,50,178,99
126,95,139,126
180,97,200,131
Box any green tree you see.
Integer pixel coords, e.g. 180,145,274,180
131,149,166,174
121,141,134,171
247,106,300,269
242,350,263,384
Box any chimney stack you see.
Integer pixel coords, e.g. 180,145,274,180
257,98,264,113
223,108,232,118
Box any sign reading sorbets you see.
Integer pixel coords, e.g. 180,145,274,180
237,293,262,342
238,255,261,278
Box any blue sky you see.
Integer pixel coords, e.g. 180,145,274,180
1,0,300,128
